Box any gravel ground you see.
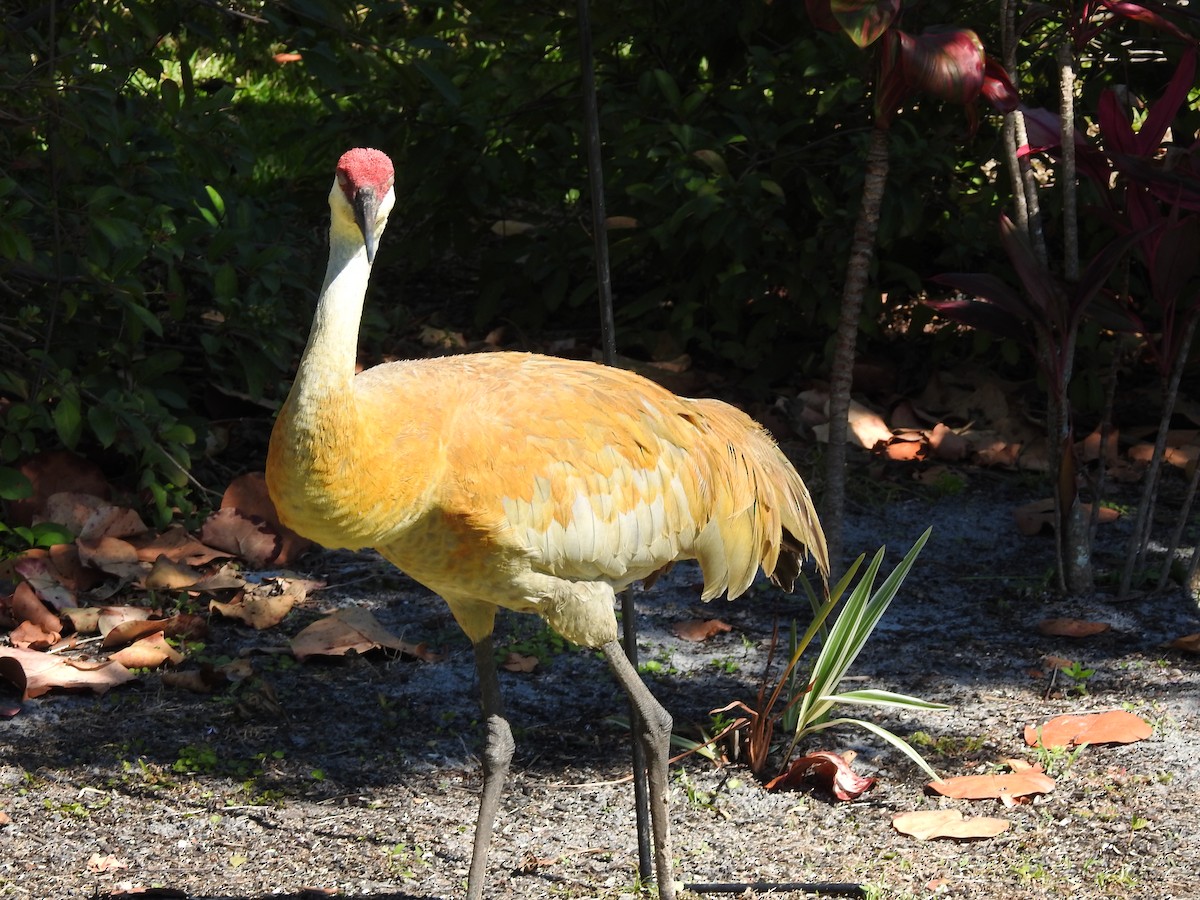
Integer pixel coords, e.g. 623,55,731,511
1,468,1198,900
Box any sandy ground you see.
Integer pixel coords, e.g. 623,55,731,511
1,469,1198,900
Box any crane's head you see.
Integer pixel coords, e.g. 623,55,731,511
332,148,395,264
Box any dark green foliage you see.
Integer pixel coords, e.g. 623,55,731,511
0,0,1028,516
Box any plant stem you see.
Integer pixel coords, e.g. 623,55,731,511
824,124,890,573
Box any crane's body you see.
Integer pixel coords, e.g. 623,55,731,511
266,148,827,900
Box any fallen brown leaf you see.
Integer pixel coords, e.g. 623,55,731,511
880,433,928,461
219,472,313,565
76,534,147,580
78,504,147,541
1024,710,1152,748
501,652,539,673
9,620,61,650
143,555,205,591
61,607,101,634
86,852,129,873
765,750,876,800
128,524,229,565
671,618,733,642
1037,618,1111,638
102,613,207,649
892,809,1010,841
13,554,78,609
290,607,435,661
109,632,185,669
210,580,303,630
1014,500,1119,536
199,508,282,568
11,581,63,635
0,647,134,700
6,450,110,527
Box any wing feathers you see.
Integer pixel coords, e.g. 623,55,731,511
430,353,825,595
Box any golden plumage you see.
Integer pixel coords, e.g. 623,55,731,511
270,351,827,647
265,147,827,900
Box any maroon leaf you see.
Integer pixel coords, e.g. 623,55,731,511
1103,49,1196,158
765,750,877,800
981,57,1020,113
1097,0,1197,43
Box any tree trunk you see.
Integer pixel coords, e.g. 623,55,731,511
823,124,890,572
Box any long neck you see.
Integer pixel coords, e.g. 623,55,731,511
290,222,371,411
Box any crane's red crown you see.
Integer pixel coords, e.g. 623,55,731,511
336,148,394,198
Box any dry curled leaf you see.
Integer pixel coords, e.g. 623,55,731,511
210,579,304,630
109,632,184,670
893,809,1010,841
102,612,207,649
1024,710,1152,748
671,618,732,642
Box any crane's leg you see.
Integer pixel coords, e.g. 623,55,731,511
602,640,676,900
467,635,514,900
621,592,654,883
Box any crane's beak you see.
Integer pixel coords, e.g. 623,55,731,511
352,187,381,264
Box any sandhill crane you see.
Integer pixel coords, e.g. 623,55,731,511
266,148,828,900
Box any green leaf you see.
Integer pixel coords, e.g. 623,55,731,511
653,68,681,112
88,405,119,448
53,392,83,448
823,689,952,710
414,60,461,107
205,184,226,219
214,263,238,301
30,521,75,548
0,466,32,501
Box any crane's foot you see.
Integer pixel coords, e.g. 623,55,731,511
602,640,677,900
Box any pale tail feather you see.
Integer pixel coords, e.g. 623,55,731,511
689,399,828,600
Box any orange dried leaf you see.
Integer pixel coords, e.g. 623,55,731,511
1024,710,1152,748
1169,633,1200,654
881,434,928,461
671,618,733,642
928,769,1055,801
892,809,1010,841
1037,618,1111,638
765,751,876,800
